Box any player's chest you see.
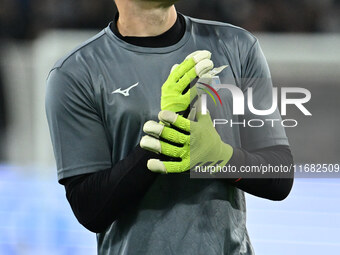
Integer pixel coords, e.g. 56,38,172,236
91,56,238,135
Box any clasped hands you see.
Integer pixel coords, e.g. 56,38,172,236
140,51,233,174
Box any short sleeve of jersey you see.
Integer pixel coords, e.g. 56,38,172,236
239,40,289,151
45,68,112,181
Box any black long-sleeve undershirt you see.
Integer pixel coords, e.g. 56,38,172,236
62,145,294,233
229,146,294,201
61,146,161,233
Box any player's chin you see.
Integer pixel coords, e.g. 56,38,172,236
139,0,180,7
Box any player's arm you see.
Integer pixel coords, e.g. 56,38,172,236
228,145,294,201
233,37,294,199
46,68,162,233
61,146,168,233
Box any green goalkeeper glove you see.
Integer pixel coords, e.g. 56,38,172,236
161,50,214,113
140,110,234,174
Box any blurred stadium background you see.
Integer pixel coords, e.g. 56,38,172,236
0,0,339,254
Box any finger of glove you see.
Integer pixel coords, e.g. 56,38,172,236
170,64,179,74
161,126,189,144
158,111,190,133
147,159,167,174
147,159,189,174
143,120,188,144
196,59,214,78
169,58,195,82
200,73,213,79
161,139,185,158
185,50,212,64
177,66,197,92
143,121,164,138
140,135,162,154
169,50,211,82
176,60,214,93
140,135,184,158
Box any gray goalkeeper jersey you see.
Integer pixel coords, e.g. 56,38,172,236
46,15,288,255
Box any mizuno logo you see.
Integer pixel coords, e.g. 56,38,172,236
111,82,139,97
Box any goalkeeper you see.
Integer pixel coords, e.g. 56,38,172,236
46,0,294,254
